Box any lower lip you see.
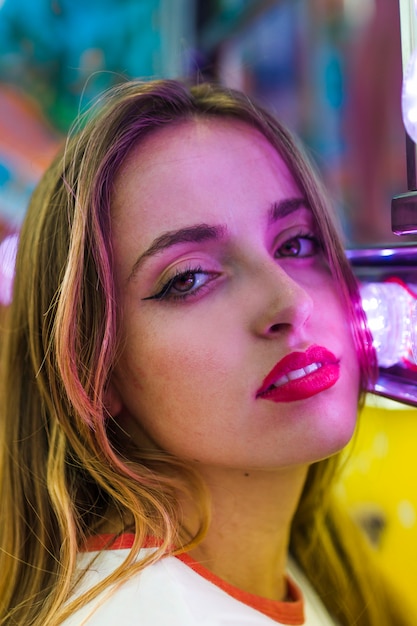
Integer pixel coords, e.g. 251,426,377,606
258,363,340,403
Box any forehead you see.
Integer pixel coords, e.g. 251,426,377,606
119,117,282,173
111,118,299,225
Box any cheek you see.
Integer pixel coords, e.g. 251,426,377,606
112,300,260,460
114,341,233,459
123,302,245,389
116,323,236,419
313,287,361,384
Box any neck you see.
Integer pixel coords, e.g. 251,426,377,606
185,464,308,602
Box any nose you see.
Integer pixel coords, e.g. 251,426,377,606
250,262,313,338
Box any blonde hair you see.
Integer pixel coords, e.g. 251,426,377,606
0,80,407,625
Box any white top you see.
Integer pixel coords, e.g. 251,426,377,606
62,541,337,626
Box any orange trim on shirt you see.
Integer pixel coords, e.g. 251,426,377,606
177,552,304,625
81,533,305,625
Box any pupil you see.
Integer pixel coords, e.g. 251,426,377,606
174,272,195,292
284,238,300,255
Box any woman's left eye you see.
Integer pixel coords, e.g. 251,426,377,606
144,267,217,302
276,235,320,258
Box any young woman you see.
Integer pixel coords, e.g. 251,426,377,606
0,79,410,625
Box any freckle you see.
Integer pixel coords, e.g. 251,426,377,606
244,472,250,477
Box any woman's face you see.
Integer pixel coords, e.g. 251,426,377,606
109,119,360,471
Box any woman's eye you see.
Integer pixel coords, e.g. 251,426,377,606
276,235,319,258
144,268,217,302
170,271,205,294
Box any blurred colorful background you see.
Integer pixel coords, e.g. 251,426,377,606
0,0,408,242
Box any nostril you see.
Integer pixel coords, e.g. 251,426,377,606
269,323,283,333
268,322,294,334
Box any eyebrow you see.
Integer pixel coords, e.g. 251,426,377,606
267,197,307,224
128,196,307,281
128,223,227,281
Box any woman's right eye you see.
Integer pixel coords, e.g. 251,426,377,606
143,267,218,302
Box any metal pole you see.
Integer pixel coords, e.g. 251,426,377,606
399,0,417,69
400,0,417,191
391,0,417,234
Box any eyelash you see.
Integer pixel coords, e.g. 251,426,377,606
144,232,321,303
143,265,218,302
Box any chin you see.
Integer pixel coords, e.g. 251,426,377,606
318,426,356,461
306,411,358,464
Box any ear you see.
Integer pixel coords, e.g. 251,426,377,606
103,379,124,417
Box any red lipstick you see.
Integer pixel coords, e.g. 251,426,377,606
256,345,340,403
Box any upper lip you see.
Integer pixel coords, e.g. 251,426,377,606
256,344,339,396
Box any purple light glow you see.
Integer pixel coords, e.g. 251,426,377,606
0,233,18,306
360,280,417,369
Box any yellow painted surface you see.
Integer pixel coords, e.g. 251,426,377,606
337,395,417,612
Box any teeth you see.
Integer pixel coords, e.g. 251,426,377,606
271,362,322,389
287,367,309,381
273,374,289,388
